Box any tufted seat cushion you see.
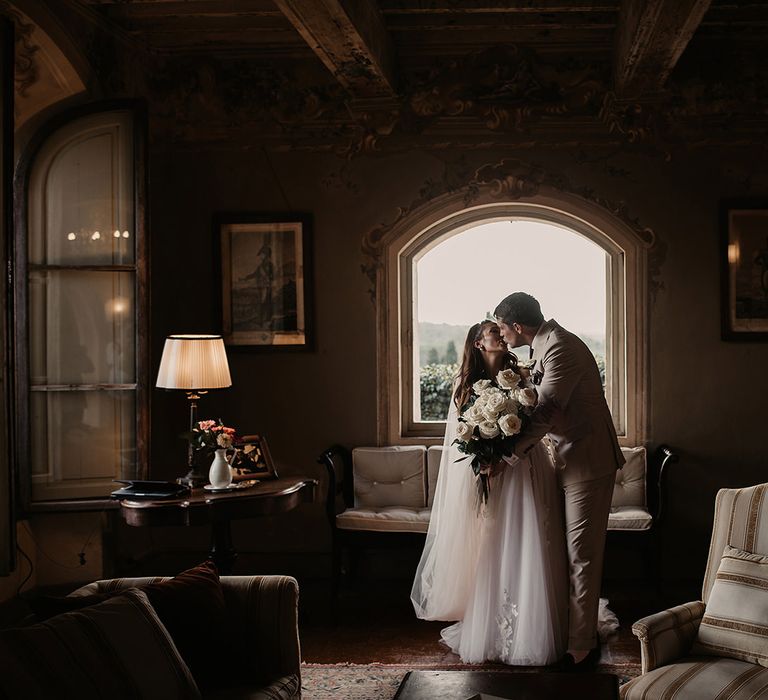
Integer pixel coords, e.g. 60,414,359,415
608,506,653,531
608,446,652,531
613,446,647,508
352,446,426,508
620,657,768,699
336,507,431,533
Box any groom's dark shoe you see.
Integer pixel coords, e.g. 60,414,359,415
556,645,601,673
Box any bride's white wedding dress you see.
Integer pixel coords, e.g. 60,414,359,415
411,400,568,665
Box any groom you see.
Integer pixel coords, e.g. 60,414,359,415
494,292,624,669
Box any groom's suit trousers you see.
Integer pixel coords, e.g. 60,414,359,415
561,471,615,651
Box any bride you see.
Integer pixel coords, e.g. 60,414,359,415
411,319,568,665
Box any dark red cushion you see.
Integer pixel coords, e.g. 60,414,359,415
28,561,229,691
140,560,229,690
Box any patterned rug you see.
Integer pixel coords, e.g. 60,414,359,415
301,662,642,699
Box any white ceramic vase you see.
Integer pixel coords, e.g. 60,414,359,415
208,448,232,488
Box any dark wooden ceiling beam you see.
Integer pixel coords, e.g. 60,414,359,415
386,12,616,31
614,0,713,95
97,0,281,19
272,0,397,97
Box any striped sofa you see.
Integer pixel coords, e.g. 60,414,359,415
621,483,768,700
72,575,302,700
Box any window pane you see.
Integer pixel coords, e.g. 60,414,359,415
415,220,607,421
28,114,135,266
30,390,136,500
29,270,135,385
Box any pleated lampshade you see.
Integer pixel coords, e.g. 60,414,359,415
156,335,232,390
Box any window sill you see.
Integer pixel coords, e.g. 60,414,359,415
25,498,119,514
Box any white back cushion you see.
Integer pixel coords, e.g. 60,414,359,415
352,446,426,508
426,446,444,507
612,446,647,508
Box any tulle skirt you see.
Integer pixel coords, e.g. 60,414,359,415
440,446,567,665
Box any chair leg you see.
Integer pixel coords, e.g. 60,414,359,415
347,544,360,582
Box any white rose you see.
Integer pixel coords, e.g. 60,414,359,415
505,395,521,414
455,421,474,442
517,387,538,408
498,413,522,436
472,379,492,394
216,433,233,448
478,420,500,439
497,368,521,390
484,391,508,414
463,404,486,425
482,408,500,422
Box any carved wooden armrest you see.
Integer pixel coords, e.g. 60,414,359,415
317,444,352,527
631,601,705,673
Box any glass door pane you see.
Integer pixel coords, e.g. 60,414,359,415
29,270,136,386
30,390,136,500
28,113,135,267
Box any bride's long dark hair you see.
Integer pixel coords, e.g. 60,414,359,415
453,320,518,411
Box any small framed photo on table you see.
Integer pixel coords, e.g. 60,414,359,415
216,213,313,349
230,434,278,481
721,201,768,340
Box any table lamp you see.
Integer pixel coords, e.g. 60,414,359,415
156,334,232,486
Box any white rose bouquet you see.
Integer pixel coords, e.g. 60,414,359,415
453,366,538,504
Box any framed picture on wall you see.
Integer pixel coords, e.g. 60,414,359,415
721,201,768,340
216,213,313,348
230,434,278,481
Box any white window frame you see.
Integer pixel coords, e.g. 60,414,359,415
375,195,647,448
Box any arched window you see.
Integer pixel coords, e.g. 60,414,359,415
376,199,647,448
17,106,147,504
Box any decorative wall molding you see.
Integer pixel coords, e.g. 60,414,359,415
361,156,657,301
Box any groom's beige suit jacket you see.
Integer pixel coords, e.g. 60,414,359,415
514,318,625,485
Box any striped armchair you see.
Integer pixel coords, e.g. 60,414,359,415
72,575,302,700
621,483,768,700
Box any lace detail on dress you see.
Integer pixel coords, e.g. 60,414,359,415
495,590,519,660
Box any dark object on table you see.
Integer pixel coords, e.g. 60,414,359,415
230,434,278,481
111,480,191,500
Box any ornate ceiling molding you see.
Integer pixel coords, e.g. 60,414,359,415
133,40,768,156
613,0,712,97
1,1,88,127
0,3,39,98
